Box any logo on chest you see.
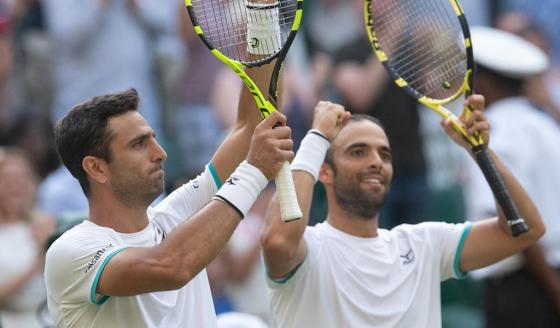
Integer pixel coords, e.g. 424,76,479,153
400,249,415,265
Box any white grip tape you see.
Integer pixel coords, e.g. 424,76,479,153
275,161,302,222
291,130,331,182
214,161,268,218
246,2,282,55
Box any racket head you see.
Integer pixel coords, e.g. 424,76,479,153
185,0,303,68
364,0,475,106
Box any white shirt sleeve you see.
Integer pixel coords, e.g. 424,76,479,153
148,164,220,230
410,221,472,281
45,232,127,308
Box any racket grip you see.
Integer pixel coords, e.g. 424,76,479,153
473,147,529,237
275,161,302,222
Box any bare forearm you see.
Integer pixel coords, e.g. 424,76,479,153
159,201,241,283
460,149,545,272
262,171,313,277
211,61,276,182
489,149,544,240
99,201,242,295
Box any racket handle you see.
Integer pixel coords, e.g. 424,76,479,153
473,147,529,237
275,161,302,222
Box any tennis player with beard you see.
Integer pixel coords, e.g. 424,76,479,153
44,64,293,326
261,97,545,328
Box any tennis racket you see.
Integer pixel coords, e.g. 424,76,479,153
185,0,303,222
364,0,528,236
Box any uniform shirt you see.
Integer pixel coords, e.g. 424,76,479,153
268,221,471,328
45,166,221,328
465,97,560,278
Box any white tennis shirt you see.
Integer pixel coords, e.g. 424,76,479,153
268,221,471,328
45,166,221,328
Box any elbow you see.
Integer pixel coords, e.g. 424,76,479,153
533,218,546,241
261,233,297,261
520,214,546,247
529,208,546,242
154,254,196,291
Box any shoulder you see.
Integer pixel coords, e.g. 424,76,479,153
391,221,469,244
46,222,118,265
303,223,327,244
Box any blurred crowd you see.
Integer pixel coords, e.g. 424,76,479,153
0,0,559,327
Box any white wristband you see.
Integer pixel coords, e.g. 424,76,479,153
291,129,331,182
246,2,282,55
214,161,268,218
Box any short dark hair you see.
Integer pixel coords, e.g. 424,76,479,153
54,88,140,196
324,114,385,167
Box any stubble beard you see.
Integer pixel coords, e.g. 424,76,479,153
332,171,388,220
110,170,164,208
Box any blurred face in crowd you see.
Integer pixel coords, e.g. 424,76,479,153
322,120,393,219
102,111,167,207
0,150,38,221
0,0,12,84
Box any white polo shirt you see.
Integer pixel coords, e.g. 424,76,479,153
268,221,471,328
45,166,221,328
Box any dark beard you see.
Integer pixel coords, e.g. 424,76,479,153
332,170,387,219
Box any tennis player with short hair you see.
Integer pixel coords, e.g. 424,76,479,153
262,96,545,328
44,62,293,327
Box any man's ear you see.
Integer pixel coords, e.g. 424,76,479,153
318,162,334,186
82,156,109,184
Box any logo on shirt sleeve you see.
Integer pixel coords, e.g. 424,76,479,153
84,243,115,274
400,249,415,265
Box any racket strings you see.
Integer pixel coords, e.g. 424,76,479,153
369,0,467,100
191,0,297,63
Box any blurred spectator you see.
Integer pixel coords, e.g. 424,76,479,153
12,0,53,117
498,0,560,65
1,112,59,179
465,27,560,328
496,11,560,124
37,165,88,220
0,147,55,327
43,0,181,136
303,0,363,57
0,0,14,131
175,6,227,176
153,0,186,133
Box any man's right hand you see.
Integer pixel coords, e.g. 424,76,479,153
311,101,351,141
246,112,294,180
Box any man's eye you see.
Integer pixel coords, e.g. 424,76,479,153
381,152,392,161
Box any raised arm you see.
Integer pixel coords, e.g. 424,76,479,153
96,112,294,296
440,95,545,272
210,62,276,183
261,102,350,279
